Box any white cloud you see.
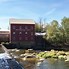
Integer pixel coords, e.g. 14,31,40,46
42,8,56,18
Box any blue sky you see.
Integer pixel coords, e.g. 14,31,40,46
0,0,69,30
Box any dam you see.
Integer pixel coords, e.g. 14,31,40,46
0,44,24,69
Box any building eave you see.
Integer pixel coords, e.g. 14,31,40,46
35,32,46,36
9,19,35,24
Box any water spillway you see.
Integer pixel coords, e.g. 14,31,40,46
0,44,12,59
0,53,11,59
0,44,24,69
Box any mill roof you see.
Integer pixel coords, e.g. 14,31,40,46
10,19,35,24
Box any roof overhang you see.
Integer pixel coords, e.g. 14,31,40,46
9,19,35,24
35,32,46,36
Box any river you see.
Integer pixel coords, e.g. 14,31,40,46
8,49,69,69
0,48,69,69
16,58,69,69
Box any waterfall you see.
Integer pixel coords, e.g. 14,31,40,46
0,44,11,68
0,44,24,69
0,44,12,59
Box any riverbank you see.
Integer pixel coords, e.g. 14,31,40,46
37,50,69,61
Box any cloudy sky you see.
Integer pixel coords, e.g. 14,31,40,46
0,0,69,30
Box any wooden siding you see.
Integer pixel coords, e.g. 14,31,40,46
10,24,35,42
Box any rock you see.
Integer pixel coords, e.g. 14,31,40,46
58,55,66,59
57,51,66,56
65,56,69,62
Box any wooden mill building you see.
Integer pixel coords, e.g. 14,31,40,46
9,19,35,48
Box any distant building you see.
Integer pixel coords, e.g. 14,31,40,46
0,30,10,42
10,19,35,47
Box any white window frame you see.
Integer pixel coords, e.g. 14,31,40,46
13,32,15,34
25,32,27,34
19,32,22,34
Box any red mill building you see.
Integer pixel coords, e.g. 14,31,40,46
10,19,35,48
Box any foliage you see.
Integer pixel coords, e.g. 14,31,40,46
45,20,59,44
61,17,69,44
44,17,69,46
35,17,69,47
37,52,45,57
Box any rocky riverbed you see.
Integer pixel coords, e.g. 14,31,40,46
37,50,69,61
8,49,69,62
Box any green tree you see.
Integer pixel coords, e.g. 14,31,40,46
47,20,58,38
44,20,61,45
61,17,69,45
44,17,69,46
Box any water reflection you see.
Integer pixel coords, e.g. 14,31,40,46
16,58,69,69
35,59,69,69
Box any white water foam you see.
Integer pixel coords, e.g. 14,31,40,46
0,53,12,59
0,44,12,59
